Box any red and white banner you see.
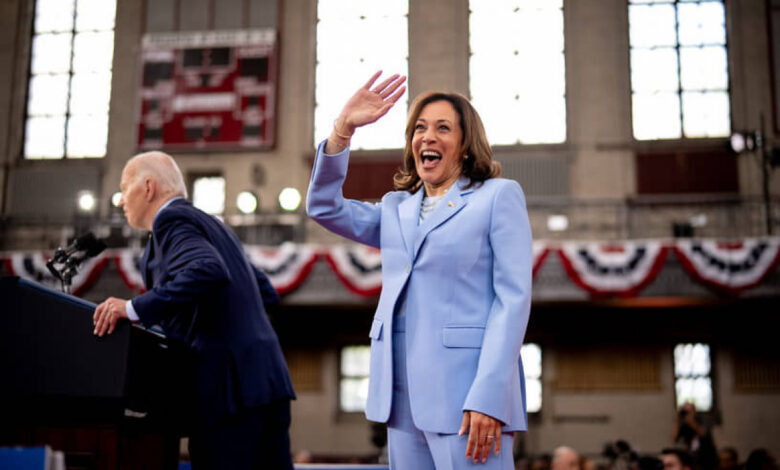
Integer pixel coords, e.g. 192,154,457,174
324,244,383,297
114,248,146,294
533,242,550,278
673,238,780,295
244,243,320,294
3,251,109,296
557,240,668,297
3,239,779,300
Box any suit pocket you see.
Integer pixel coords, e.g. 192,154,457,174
369,318,383,340
442,325,485,348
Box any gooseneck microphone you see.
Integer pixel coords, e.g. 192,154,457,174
46,232,107,293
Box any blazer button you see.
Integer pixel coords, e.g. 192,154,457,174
405,265,411,273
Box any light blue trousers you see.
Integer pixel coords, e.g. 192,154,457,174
387,316,515,470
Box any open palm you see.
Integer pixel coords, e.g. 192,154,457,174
336,71,407,135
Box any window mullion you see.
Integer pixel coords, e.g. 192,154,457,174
675,1,684,138
63,3,78,159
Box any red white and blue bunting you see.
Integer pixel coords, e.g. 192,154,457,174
324,244,383,297
2,238,779,299
533,242,550,278
673,238,780,296
3,251,109,296
557,240,669,297
244,243,320,294
114,248,146,294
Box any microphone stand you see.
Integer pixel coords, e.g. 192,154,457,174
46,234,106,294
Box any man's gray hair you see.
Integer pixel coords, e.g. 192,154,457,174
553,446,579,463
128,151,188,199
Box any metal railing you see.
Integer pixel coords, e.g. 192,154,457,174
1,195,778,251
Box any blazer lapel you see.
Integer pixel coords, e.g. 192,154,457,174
398,188,423,259
413,177,473,259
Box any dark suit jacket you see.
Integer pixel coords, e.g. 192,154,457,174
132,199,295,426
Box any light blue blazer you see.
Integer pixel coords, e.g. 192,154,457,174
306,140,533,434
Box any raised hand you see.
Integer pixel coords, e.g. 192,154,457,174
326,71,406,153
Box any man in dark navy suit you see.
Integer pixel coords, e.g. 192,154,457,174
93,151,295,469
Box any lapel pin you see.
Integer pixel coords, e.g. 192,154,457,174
448,201,454,207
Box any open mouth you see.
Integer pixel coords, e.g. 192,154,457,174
421,150,442,170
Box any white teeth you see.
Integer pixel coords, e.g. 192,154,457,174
422,150,442,158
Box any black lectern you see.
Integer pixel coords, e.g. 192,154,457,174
0,276,184,470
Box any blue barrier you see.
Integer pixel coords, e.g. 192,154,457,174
0,447,62,470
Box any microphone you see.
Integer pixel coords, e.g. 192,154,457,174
71,232,107,258
46,232,107,292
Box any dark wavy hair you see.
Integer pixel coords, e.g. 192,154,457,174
393,91,501,192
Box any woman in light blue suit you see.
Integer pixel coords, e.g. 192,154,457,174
307,72,533,469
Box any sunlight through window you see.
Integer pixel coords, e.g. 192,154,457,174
315,1,408,150
522,343,543,413
629,0,730,140
674,343,713,411
25,0,116,159
192,176,226,216
470,1,566,145
340,345,371,412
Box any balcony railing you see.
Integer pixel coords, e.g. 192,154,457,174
527,194,780,241
0,195,778,251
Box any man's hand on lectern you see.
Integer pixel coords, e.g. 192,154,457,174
93,297,128,337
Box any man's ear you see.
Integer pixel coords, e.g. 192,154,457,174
144,177,156,202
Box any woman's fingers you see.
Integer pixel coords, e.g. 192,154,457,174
465,412,479,460
464,411,503,463
362,70,383,90
341,72,407,129
387,85,407,104
374,74,405,98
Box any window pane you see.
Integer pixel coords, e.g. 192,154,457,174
678,2,725,46
470,1,566,145
628,4,677,48
518,94,567,144
31,33,73,74
674,343,713,412
632,92,681,140
315,0,408,150
521,343,542,379
66,114,108,157
341,345,370,377
675,343,711,376
630,0,730,141
340,377,369,412
73,31,115,72
70,72,112,115
526,378,542,413
675,377,713,411
75,0,116,31
521,344,542,413
631,48,679,93
25,0,115,160
27,74,70,116
25,116,65,158
682,91,730,137
680,46,728,91
34,0,74,33
192,176,226,215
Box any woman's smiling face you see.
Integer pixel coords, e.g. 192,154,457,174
411,100,464,197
